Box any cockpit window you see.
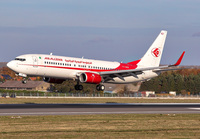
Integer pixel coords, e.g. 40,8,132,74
15,58,26,61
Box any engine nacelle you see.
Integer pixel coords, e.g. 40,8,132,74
79,72,102,84
43,77,65,84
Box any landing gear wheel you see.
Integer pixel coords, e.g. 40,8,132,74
22,78,27,84
74,85,83,90
100,85,105,91
78,85,83,90
96,85,100,91
75,85,79,90
96,84,105,91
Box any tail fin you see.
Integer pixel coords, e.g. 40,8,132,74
137,30,167,67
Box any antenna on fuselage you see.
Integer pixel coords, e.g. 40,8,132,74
50,53,53,55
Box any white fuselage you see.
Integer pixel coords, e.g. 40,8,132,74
7,54,159,84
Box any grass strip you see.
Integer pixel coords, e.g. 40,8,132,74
1,97,200,104
0,114,200,138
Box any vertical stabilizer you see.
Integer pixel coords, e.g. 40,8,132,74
137,30,167,67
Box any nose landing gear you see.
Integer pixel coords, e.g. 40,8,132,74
22,78,27,84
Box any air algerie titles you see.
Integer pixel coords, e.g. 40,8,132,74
44,57,92,64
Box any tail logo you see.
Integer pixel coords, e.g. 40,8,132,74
151,48,160,57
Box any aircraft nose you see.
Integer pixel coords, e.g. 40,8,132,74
7,61,14,69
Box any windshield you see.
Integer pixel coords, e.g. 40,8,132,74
15,58,26,61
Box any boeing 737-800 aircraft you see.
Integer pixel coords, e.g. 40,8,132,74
7,30,185,91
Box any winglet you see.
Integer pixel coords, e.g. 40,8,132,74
170,51,185,66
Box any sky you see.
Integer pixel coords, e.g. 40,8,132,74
0,0,200,65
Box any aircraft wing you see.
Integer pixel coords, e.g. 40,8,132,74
99,51,185,81
99,65,169,75
99,65,169,82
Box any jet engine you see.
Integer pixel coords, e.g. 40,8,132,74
79,72,102,84
43,77,65,84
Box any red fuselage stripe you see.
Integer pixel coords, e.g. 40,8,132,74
19,63,137,72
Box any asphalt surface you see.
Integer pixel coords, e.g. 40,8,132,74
1,103,200,116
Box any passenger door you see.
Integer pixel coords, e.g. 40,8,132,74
32,56,38,68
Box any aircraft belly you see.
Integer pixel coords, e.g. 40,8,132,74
41,68,76,78
24,67,76,79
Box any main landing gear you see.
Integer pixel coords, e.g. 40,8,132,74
74,84,83,90
96,84,105,91
74,79,83,90
74,81,105,91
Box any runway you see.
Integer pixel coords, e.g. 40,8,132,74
1,103,200,116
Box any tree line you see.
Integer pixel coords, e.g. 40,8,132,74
1,66,200,94
140,69,200,94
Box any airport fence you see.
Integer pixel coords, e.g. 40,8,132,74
0,92,138,98
1,92,200,98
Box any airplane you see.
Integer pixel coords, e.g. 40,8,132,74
7,30,185,91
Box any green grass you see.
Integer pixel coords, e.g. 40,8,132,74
0,114,200,138
1,97,200,104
